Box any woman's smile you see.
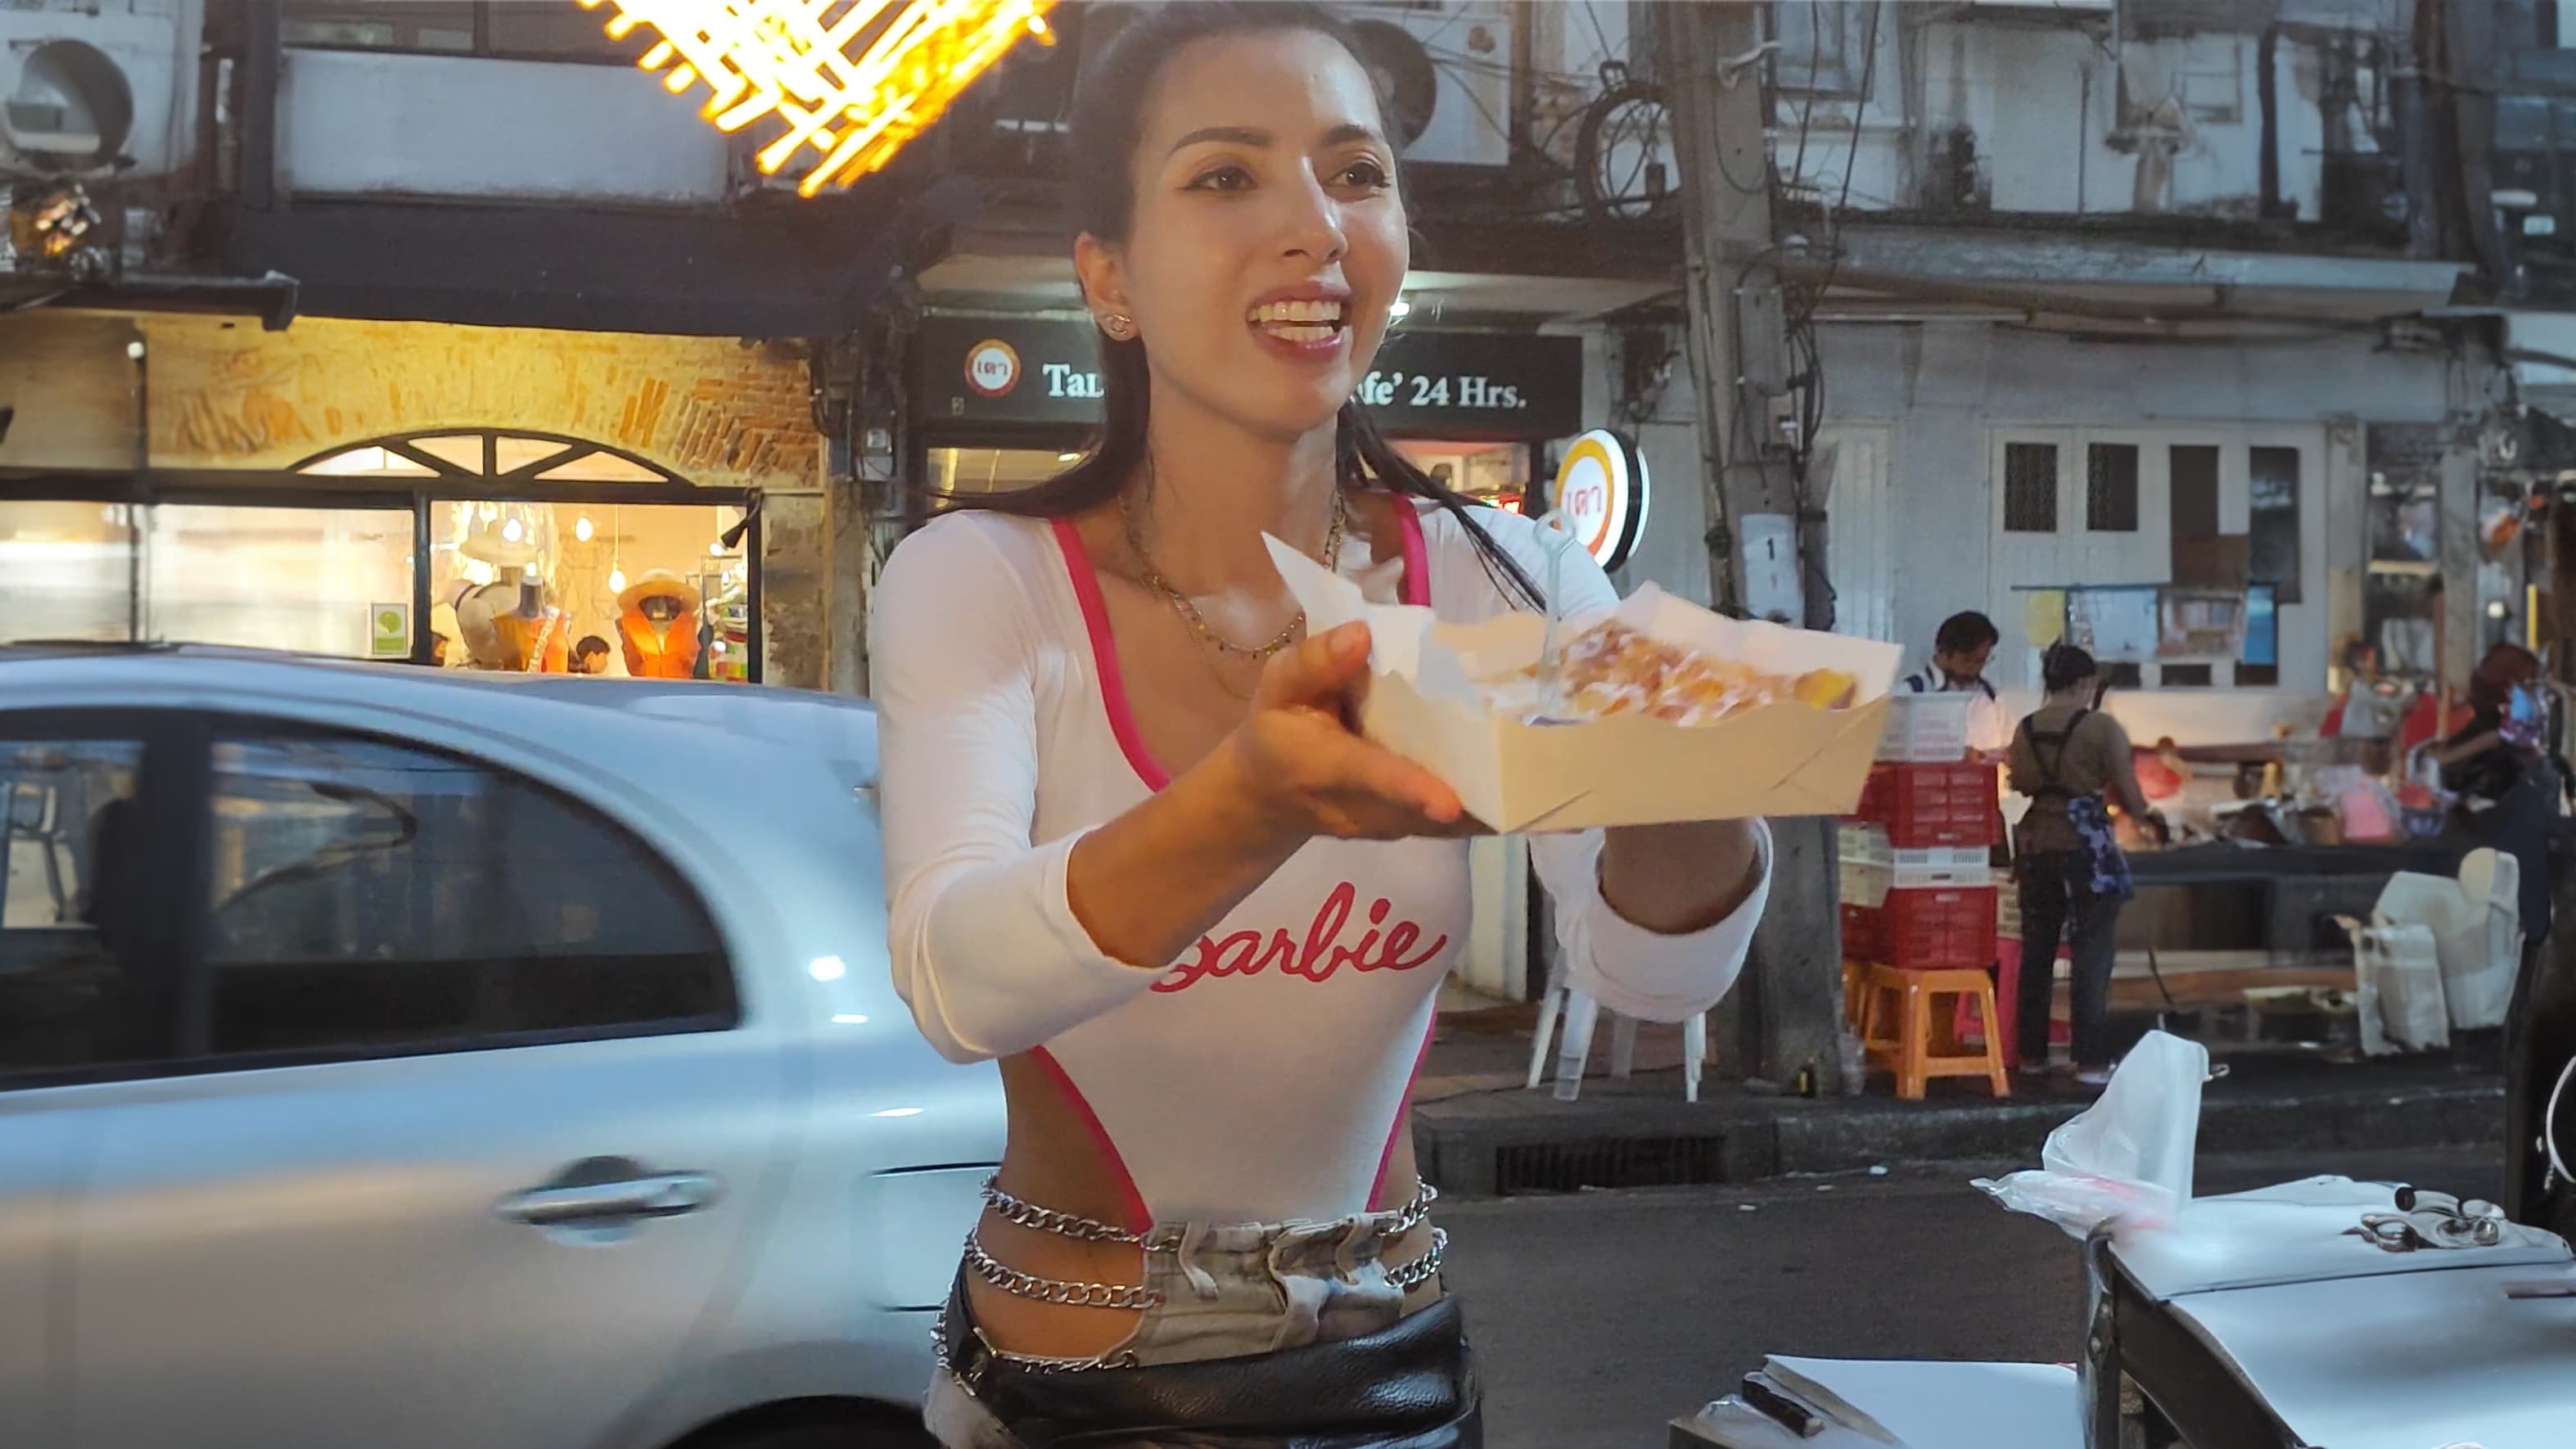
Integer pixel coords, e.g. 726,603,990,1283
1246,285,1352,361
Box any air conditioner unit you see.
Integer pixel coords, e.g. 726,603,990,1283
1345,2,1511,169
0,2,190,183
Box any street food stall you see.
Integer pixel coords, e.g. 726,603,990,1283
1996,581,2536,1063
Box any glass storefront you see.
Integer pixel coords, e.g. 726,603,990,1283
0,500,136,643
2,431,760,680
1392,440,1532,512
148,504,415,659
427,499,751,680
918,442,1530,511
926,445,1078,501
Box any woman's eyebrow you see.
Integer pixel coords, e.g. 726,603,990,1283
1165,122,1385,156
1168,125,1270,155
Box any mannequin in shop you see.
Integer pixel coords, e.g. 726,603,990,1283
619,570,704,680
450,530,570,673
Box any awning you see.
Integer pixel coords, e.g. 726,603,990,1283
1787,223,2474,325
4,270,301,331
204,174,986,338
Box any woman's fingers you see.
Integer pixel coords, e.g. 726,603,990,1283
1311,734,1462,825
1252,621,1370,710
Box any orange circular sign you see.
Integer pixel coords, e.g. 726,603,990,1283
1548,429,1646,571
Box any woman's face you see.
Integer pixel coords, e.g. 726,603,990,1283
1076,29,1408,442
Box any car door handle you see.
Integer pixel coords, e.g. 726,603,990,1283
497,1173,722,1226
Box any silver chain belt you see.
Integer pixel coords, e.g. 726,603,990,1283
978,1179,1149,1244
977,1177,1440,1246
1387,1227,1448,1293
942,1179,1450,1373
963,1229,1168,1311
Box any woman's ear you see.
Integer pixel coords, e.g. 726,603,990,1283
1073,233,1130,325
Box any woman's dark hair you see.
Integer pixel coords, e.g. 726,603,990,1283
2041,642,2098,696
945,0,1541,609
2469,641,2541,714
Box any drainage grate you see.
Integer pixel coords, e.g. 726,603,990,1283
1491,1135,1726,1195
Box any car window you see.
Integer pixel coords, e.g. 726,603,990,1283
0,738,160,1073
203,732,737,1059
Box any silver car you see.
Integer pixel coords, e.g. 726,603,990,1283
0,647,1002,1449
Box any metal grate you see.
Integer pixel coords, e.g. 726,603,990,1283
2087,443,2140,532
2003,443,2058,533
1491,1135,1727,1196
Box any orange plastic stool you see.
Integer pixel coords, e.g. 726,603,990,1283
1856,963,2012,1101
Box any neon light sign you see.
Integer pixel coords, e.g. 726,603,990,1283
580,0,1058,197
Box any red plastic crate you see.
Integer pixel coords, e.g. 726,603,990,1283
1848,761,1999,848
1843,885,1999,969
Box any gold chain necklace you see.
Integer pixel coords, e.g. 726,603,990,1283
1121,478,1348,662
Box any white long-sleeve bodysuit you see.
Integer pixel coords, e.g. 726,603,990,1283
871,497,1771,1230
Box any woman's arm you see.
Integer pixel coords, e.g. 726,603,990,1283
875,520,1477,1061
874,521,1165,1062
2096,716,2156,820
1467,508,1770,1019
1063,624,1471,968
2431,730,2506,770
2005,724,2038,797
1530,824,1771,1022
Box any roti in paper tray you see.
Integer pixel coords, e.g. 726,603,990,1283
1266,534,1902,833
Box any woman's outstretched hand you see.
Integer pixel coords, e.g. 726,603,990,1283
1218,621,1482,842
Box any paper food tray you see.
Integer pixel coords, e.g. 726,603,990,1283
1267,535,1903,833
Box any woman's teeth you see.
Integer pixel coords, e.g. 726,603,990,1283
1247,299,1345,343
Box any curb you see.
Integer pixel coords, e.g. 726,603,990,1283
1414,1075,2505,1199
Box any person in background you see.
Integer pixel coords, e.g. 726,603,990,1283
2430,642,2571,1227
571,635,613,675
1902,610,2014,759
2434,643,2555,947
2009,642,2162,1088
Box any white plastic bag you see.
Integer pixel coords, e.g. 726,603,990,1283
1973,1031,2209,1239
2344,912,2451,1054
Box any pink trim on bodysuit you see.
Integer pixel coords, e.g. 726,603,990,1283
1369,1018,1437,1209
1050,501,1429,792
1026,1045,1154,1235
1394,498,1430,607
1369,501,1435,1210
1051,517,1171,792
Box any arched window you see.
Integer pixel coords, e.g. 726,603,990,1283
293,431,683,485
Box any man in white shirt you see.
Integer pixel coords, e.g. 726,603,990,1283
1901,610,2016,759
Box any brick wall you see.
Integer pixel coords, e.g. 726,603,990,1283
0,310,841,688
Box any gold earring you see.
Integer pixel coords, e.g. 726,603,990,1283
1099,313,1137,341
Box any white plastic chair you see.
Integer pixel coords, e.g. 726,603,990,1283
1526,959,1710,1103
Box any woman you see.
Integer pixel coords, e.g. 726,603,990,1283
869,7,1770,1446
2432,642,2569,1226
2008,643,2159,1089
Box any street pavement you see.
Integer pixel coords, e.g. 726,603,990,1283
1441,1146,2506,1449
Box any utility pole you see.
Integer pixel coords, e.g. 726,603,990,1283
1659,0,1846,1091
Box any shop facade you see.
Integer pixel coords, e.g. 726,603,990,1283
909,312,1586,516
0,311,838,687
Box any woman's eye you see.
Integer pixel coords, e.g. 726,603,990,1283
1188,165,1254,193
1337,159,1392,189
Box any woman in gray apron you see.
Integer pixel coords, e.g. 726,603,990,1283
2008,643,2163,1088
